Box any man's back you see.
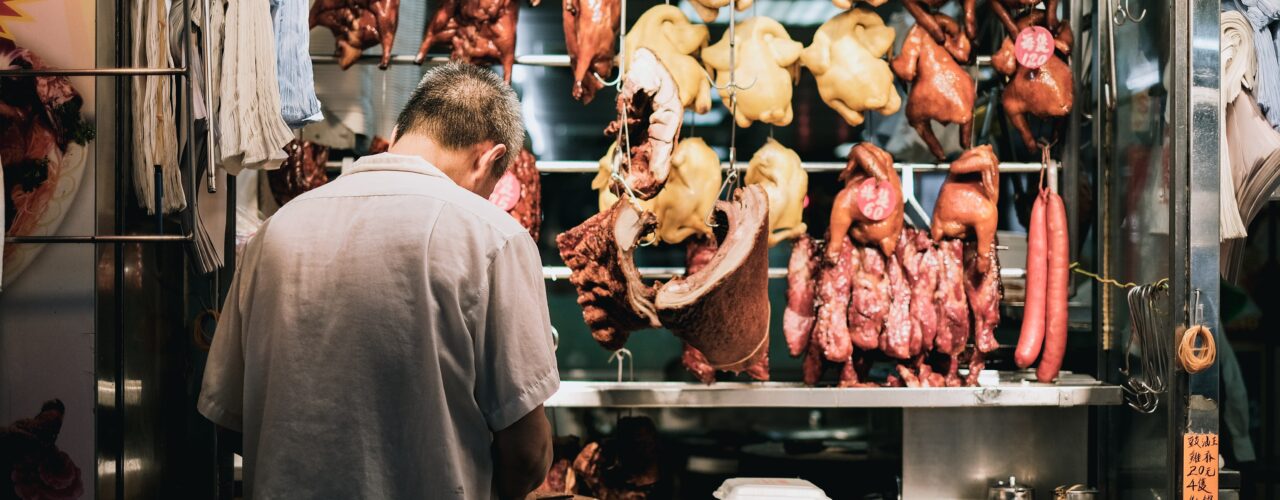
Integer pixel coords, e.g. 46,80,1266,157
199,153,559,499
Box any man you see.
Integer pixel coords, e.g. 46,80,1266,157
199,63,558,499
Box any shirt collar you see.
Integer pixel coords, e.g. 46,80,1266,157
344,153,449,179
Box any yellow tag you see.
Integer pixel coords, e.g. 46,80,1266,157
1182,432,1219,500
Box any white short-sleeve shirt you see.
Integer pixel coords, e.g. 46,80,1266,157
199,153,559,499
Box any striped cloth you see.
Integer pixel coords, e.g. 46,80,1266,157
1238,0,1280,129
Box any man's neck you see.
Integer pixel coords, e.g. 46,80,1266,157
387,136,469,181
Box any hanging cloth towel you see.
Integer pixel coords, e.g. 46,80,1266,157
1221,11,1255,240
220,0,295,175
272,0,323,128
131,0,186,214
1222,91,1280,282
1238,0,1280,129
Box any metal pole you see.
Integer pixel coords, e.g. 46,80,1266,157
0,67,186,76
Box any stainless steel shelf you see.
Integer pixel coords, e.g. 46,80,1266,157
311,54,990,69
542,266,1025,281
535,161,1046,174
545,372,1121,408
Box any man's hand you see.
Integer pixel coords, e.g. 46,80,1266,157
492,405,553,499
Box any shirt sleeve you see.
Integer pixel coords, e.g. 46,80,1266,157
474,233,560,431
197,231,262,432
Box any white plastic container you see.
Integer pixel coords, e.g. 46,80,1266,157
713,478,832,500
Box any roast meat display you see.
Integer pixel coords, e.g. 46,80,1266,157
269,140,330,207
800,8,901,127
415,0,526,81
931,145,1000,271
783,234,821,356
893,13,976,160
745,138,808,247
488,148,541,239
702,17,804,127
310,0,401,69
625,6,713,113
647,137,722,245
563,0,621,103
992,11,1074,149
826,143,904,257
603,48,683,200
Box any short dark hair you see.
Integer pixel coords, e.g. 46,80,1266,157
394,63,524,175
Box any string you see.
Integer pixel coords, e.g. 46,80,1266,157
1068,262,1168,290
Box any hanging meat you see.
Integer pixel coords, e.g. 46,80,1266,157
573,417,661,499
991,0,1059,36
902,0,978,42
687,0,754,24
532,437,582,495
934,238,970,356
991,11,1074,149
827,143,904,257
848,245,888,351
655,186,771,376
892,13,976,161
556,199,661,351
650,138,721,244
563,0,620,103
625,6,713,113
310,0,401,70
746,138,809,247
897,228,940,357
603,48,684,200
702,17,804,127
880,252,913,359
813,236,855,362
784,235,821,357
487,148,541,239
932,145,999,273
800,8,901,127
414,0,528,82
681,234,720,384
269,140,331,207
965,240,1003,353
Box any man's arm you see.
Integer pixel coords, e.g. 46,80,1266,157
491,405,553,499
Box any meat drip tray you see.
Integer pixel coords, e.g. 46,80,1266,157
545,372,1121,408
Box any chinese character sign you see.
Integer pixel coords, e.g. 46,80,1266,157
1183,432,1219,500
1015,26,1054,70
857,178,898,221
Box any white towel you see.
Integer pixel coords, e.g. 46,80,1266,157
1221,11,1253,240
219,0,294,175
131,0,186,214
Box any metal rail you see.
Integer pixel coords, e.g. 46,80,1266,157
0,67,187,76
311,54,992,69
5,234,193,244
543,266,1027,280
327,160,1050,174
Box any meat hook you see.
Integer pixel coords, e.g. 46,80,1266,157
608,348,635,382
594,0,629,89
1112,0,1146,25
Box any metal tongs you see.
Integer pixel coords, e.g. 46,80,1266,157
1121,280,1170,413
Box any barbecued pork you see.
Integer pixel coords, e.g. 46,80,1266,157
849,246,889,352
814,236,855,362
934,238,969,355
898,228,940,356
880,252,913,359
784,234,820,357
965,241,1002,353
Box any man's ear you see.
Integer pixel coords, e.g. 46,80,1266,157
479,143,508,174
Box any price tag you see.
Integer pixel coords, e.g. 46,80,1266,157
488,171,521,212
857,178,897,221
1182,433,1219,500
1014,26,1055,69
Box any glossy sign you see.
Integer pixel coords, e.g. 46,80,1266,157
1014,26,1054,69
488,171,520,211
857,178,897,221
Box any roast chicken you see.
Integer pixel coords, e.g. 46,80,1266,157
703,17,804,127
892,14,975,160
595,138,720,245
800,8,900,127
827,143,904,257
931,145,999,272
310,0,401,69
745,138,808,247
625,6,713,113
602,48,684,200
903,0,978,42
563,0,620,103
415,0,529,82
687,0,754,24
992,11,1074,149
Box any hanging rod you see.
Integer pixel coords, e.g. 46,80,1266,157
5,234,194,244
543,266,1025,280
311,54,991,69
0,67,188,77
533,161,1047,174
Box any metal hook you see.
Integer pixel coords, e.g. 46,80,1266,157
608,348,635,382
698,63,759,91
593,70,623,88
1112,0,1146,25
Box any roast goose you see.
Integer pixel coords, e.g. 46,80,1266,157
488,148,541,240
269,140,330,206
625,6,713,113
563,0,620,103
800,8,900,127
415,0,529,82
746,138,808,247
602,48,683,200
656,185,771,375
991,11,1073,149
893,13,976,160
931,145,999,272
555,199,660,351
310,0,401,70
827,143,904,258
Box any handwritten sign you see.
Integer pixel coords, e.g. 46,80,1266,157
1015,26,1055,69
857,178,897,221
488,171,521,212
1183,433,1219,500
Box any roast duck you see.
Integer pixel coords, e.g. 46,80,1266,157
992,11,1074,149
784,145,1002,387
310,0,401,69
602,48,684,200
269,140,331,207
625,6,713,113
902,0,978,42
892,12,976,160
557,186,772,379
563,0,620,103
800,8,901,127
488,148,541,240
745,138,808,247
415,0,535,81
992,0,1060,36
702,17,804,127
687,0,753,24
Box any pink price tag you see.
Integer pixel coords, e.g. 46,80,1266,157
488,172,521,212
1014,26,1054,69
857,178,897,221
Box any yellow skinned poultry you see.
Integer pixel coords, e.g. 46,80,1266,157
687,0,754,24
801,8,901,126
624,5,713,113
746,138,808,247
703,17,804,127
594,138,723,244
